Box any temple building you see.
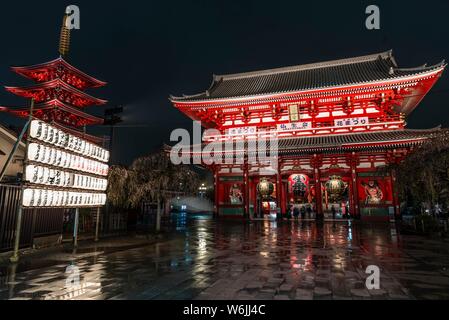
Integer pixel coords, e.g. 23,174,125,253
170,50,446,221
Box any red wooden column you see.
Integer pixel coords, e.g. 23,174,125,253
252,178,258,219
281,180,287,217
311,154,323,219
243,161,250,219
276,158,283,217
391,169,401,219
346,152,360,218
348,177,355,218
351,168,359,218
213,166,219,218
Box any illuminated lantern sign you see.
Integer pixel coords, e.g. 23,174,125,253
288,174,309,198
334,117,369,127
22,120,109,207
257,178,274,199
226,126,257,137
277,122,312,132
29,120,109,162
25,165,107,191
325,175,347,202
27,143,108,176
23,189,107,208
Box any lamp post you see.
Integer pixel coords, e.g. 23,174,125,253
103,106,123,234
103,106,123,163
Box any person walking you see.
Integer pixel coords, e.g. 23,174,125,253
331,205,336,220
300,206,306,220
306,205,312,219
293,205,300,219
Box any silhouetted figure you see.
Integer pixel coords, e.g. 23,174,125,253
306,206,312,219
300,206,306,219
293,206,300,219
331,205,336,220
287,204,294,219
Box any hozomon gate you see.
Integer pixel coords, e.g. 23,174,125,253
170,50,446,221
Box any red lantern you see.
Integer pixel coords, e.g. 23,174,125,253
288,174,309,198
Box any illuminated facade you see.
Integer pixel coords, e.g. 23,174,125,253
170,50,446,221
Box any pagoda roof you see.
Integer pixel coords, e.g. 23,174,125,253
185,128,440,156
5,79,107,107
11,56,106,89
171,50,446,103
1,99,104,126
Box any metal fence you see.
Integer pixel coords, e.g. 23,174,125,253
0,184,64,252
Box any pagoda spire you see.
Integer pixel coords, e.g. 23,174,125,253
58,14,70,57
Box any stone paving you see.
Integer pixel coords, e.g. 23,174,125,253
1,215,449,300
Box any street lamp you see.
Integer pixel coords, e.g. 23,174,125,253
103,106,123,163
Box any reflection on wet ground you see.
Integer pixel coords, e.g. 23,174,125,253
1,212,449,300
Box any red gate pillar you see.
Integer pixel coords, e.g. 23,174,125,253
391,169,401,219
312,154,324,219
346,152,360,219
280,181,287,217
314,168,323,219
276,158,283,217
214,168,219,218
351,168,359,218
244,161,250,219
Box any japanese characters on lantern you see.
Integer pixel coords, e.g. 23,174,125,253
27,143,109,176
30,120,109,162
25,165,108,191
22,120,109,207
288,174,310,197
23,189,106,207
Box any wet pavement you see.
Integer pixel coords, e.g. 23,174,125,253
1,213,449,300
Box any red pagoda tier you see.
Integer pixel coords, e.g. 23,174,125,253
2,56,107,144
170,50,446,222
4,99,104,127
10,57,106,90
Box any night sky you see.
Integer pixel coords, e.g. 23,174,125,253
1,0,448,165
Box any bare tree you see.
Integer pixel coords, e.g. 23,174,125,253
120,150,200,231
390,129,449,214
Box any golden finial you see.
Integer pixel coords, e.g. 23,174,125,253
58,14,70,57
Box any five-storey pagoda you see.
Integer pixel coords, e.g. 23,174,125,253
1,14,107,145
